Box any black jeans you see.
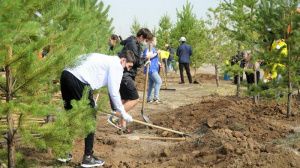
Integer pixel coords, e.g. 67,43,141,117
246,71,260,84
179,63,192,83
60,70,95,156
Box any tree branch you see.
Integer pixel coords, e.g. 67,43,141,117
0,83,6,94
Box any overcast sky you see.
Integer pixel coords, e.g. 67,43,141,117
99,0,221,38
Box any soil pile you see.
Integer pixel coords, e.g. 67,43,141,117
146,96,300,168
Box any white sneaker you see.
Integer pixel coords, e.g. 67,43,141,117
57,153,72,163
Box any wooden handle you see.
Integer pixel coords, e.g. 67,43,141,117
161,58,168,89
133,119,185,136
141,57,150,111
139,136,186,141
100,111,187,136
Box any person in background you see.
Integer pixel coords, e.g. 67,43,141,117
60,50,135,167
244,51,260,85
107,34,123,113
108,34,123,55
176,37,193,84
107,28,153,134
165,44,176,72
143,37,162,103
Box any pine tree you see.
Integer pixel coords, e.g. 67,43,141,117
223,0,259,97
157,13,172,49
186,19,206,82
253,0,300,117
130,16,141,36
205,6,237,87
0,0,112,167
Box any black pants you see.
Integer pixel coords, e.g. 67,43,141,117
60,70,95,156
179,63,192,83
246,71,260,84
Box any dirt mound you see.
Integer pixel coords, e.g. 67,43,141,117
144,96,300,168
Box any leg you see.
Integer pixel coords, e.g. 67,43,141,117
147,75,154,101
120,99,139,127
149,72,162,100
179,63,184,83
163,59,168,75
119,77,139,128
184,63,192,84
60,71,95,156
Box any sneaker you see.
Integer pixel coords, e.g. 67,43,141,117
153,98,163,103
117,127,134,135
107,116,122,129
57,153,73,163
81,155,105,167
147,99,153,103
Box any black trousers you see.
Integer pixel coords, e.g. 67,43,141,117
60,70,95,156
179,63,192,83
246,71,260,84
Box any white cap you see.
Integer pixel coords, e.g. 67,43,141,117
179,37,186,42
165,44,169,47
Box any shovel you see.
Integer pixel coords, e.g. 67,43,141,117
160,58,176,91
141,47,153,124
100,111,208,144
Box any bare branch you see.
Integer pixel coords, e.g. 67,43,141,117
0,84,6,94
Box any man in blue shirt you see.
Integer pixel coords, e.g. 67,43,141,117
176,37,193,84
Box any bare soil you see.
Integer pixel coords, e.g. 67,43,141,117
15,70,300,167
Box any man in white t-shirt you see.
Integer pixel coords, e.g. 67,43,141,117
60,50,135,167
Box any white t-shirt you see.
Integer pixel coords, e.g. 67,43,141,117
66,53,126,115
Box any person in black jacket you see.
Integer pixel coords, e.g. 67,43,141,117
107,28,153,134
176,37,193,84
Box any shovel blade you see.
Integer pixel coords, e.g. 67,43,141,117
141,109,153,124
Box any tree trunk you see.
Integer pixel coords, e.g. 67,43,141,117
5,44,13,102
215,63,219,87
193,63,197,82
6,44,16,168
7,116,16,168
287,71,292,118
236,73,240,97
253,67,258,104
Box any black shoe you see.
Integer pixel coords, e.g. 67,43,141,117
81,155,105,167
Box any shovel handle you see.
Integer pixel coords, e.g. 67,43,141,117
139,136,186,141
100,111,189,137
133,119,186,136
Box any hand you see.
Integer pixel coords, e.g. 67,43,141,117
159,62,163,68
122,113,133,123
144,60,151,66
146,51,152,57
157,49,161,54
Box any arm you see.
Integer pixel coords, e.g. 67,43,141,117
176,47,180,57
189,46,193,56
107,65,126,116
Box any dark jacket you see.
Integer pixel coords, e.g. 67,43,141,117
176,43,193,63
120,35,146,80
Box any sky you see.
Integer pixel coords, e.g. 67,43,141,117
99,0,221,38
